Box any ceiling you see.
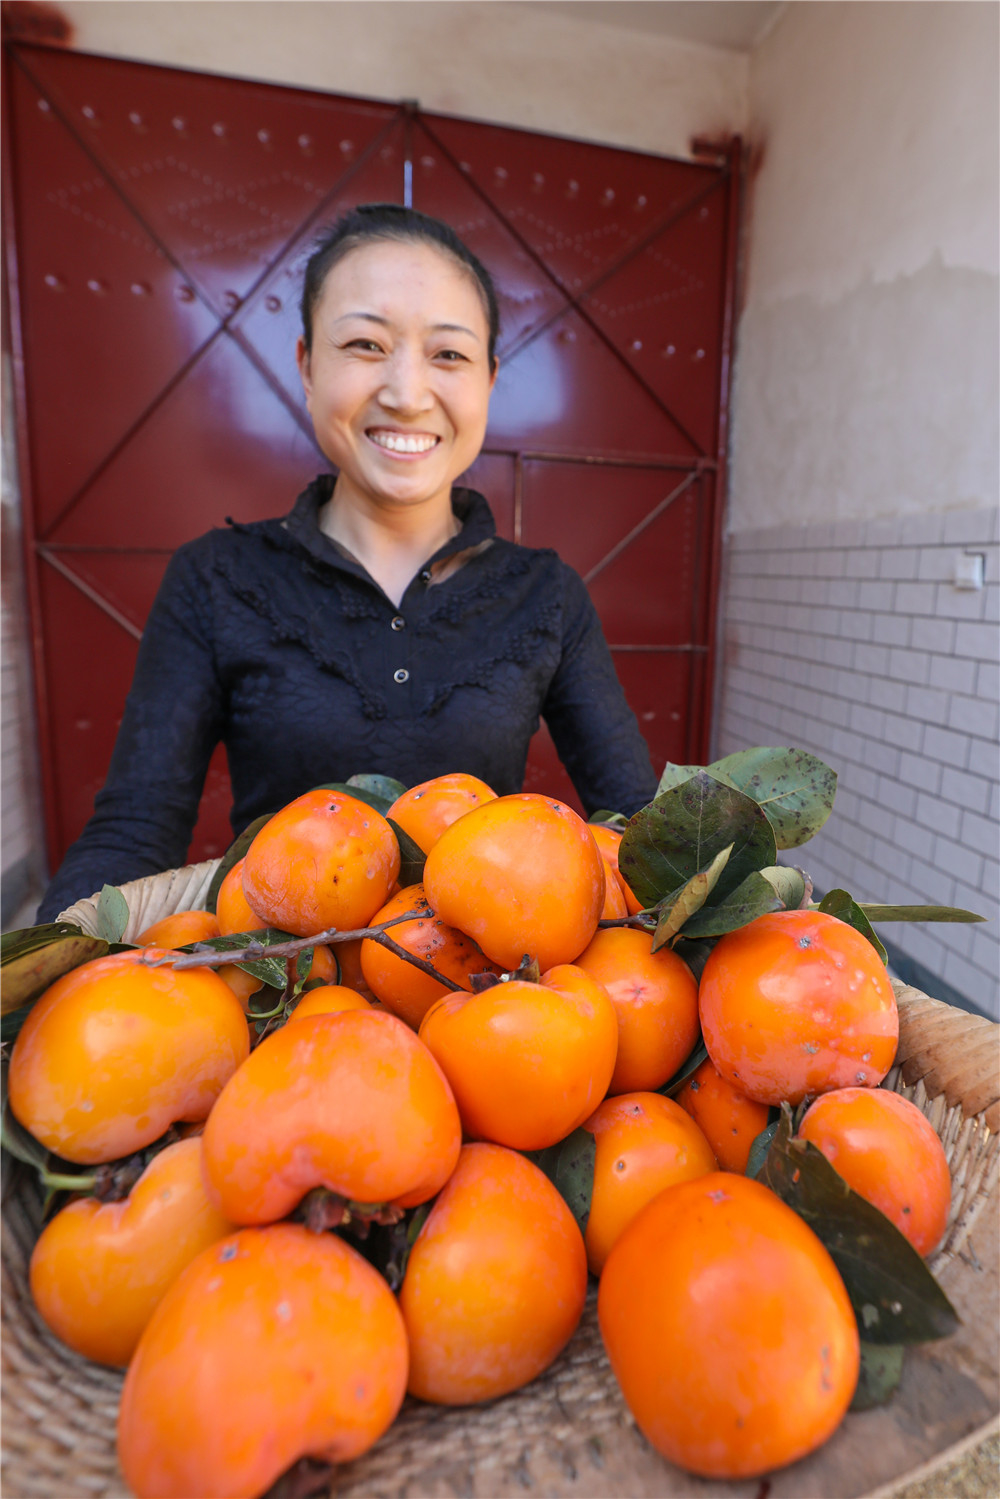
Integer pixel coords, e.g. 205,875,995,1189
522,2,785,52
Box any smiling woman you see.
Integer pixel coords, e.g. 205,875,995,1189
37,205,658,921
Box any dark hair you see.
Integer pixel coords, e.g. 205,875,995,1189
299,203,500,370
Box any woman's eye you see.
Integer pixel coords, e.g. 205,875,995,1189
344,338,383,353
435,349,469,363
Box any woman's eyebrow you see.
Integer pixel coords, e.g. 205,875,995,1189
333,311,481,342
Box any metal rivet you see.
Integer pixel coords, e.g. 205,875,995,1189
662,344,676,358
699,205,710,219
212,122,226,137
558,328,576,344
223,291,241,313
635,195,647,209
257,129,271,144
265,295,281,313
567,179,579,194
81,105,97,120
298,134,312,149
176,285,196,303
340,139,355,154
379,145,394,161
37,99,51,113
393,668,409,684
87,278,108,295
459,160,471,173
533,173,545,186
128,111,143,126
420,154,435,168
494,166,508,180
391,616,405,632
693,348,705,361
172,116,186,131
130,282,151,296
602,188,615,204
43,273,64,290
631,339,642,352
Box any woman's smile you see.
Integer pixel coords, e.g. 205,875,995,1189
366,427,442,457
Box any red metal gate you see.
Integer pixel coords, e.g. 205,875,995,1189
4,42,740,871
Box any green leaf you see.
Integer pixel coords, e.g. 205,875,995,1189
761,1106,959,1344
657,1038,708,1098
744,1120,779,1180
818,890,888,966
1,926,108,1016
387,819,426,887
522,1127,595,1236
670,936,716,985
95,885,130,943
347,773,407,806
619,771,776,910
177,929,295,990
759,865,807,910
588,810,629,831
656,761,702,796
857,903,986,924
850,1343,905,1410
651,845,732,951
707,747,837,850
205,812,276,913
681,869,785,939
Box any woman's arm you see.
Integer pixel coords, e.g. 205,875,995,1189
36,543,226,921
542,567,659,819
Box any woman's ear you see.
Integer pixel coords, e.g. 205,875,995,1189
296,336,312,400
489,358,499,392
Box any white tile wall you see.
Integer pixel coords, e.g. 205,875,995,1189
716,505,999,1019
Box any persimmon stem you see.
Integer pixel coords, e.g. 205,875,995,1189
597,914,655,930
40,1169,97,1193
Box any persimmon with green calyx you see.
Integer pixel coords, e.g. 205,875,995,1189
698,909,898,1105
7,949,249,1164
29,1138,237,1367
400,1143,587,1404
201,1009,461,1223
599,1173,860,1479
241,787,400,937
798,1087,952,1256
581,1092,717,1275
117,1224,408,1499
422,793,606,971
419,964,618,1151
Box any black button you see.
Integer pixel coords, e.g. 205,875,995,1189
393,668,410,684
391,615,405,631
419,568,432,584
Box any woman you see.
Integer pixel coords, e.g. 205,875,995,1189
38,205,657,920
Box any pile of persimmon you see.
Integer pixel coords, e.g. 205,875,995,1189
6,769,955,1499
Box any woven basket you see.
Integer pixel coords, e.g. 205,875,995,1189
1,863,997,1499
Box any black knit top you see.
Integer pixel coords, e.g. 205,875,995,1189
38,478,658,920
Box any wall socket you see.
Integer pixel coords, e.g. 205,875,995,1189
953,552,985,590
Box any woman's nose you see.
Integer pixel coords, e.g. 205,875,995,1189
378,349,434,415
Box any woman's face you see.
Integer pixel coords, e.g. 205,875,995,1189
297,239,496,517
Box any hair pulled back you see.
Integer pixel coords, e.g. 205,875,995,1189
300,203,500,371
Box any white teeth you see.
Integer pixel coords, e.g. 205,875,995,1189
370,431,437,454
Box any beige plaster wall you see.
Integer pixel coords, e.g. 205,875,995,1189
58,0,748,159
729,0,999,531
